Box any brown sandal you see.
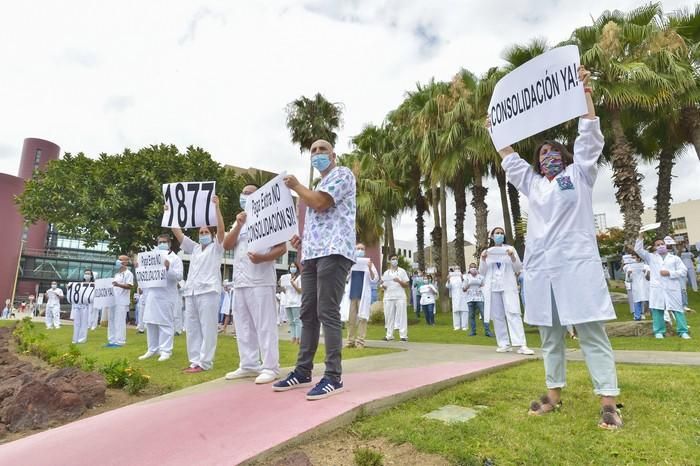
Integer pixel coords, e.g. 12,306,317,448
528,395,562,416
598,404,623,430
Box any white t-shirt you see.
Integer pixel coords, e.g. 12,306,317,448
280,274,302,308
181,236,224,296
382,267,409,300
46,288,64,306
112,270,134,306
232,224,277,288
419,284,438,305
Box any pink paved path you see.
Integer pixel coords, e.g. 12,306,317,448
0,360,511,466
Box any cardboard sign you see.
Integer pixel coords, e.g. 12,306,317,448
135,251,168,289
93,278,115,309
161,181,216,228
487,45,588,150
244,173,298,253
65,282,95,305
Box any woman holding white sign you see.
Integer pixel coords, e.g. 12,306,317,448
171,195,225,373
495,65,622,429
71,269,94,344
479,228,533,355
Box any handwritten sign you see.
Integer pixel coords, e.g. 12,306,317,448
161,181,216,228
245,173,298,253
65,282,95,305
135,251,168,288
93,278,115,309
487,45,587,150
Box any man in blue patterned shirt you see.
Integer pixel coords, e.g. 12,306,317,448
274,139,356,400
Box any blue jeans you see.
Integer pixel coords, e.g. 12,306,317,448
285,306,302,339
422,303,435,325
633,301,646,321
467,301,492,336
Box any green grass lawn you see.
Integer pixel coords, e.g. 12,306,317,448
1,321,396,394
351,360,700,465
366,286,700,351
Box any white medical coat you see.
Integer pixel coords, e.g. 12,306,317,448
634,240,687,312
625,262,650,303
501,117,615,326
144,251,183,326
342,258,379,320
479,246,522,322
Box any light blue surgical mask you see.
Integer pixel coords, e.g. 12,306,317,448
290,267,297,274
356,249,365,258
158,243,169,251
199,234,212,246
311,153,331,172
239,195,247,210
84,274,92,281
390,259,399,267
493,233,505,245
115,260,123,268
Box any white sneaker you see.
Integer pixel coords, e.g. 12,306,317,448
225,368,260,380
496,346,512,353
680,333,691,340
254,371,278,384
157,352,171,362
453,327,460,331
655,333,664,339
517,346,535,355
138,351,157,360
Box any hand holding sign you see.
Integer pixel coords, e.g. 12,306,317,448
161,181,217,228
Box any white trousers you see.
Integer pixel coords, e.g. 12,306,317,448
453,311,468,330
107,305,128,345
46,304,61,329
174,299,185,333
687,267,698,292
232,287,279,374
184,292,219,370
384,299,407,339
72,304,90,343
490,291,526,348
146,322,174,355
89,306,101,329
136,304,146,332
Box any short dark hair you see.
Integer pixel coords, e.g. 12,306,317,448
158,234,172,242
390,254,398,260
532,140,574,176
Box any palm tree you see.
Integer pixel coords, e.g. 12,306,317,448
570,3,687,246
285,93,344,186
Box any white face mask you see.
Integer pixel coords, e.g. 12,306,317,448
51,284,57,289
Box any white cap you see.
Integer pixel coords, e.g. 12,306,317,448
664,236,676,245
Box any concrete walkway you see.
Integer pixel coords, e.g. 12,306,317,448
0,333,698,465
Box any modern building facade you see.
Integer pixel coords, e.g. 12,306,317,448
641,199,700,250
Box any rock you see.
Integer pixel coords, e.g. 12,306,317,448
273,450,314,466
605,320,654,337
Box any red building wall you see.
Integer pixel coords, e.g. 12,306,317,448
0,174,25,304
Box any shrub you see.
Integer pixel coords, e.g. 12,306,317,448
100,358,150,395
354,447,384,466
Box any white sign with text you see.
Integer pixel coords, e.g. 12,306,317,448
93,278,115,309
161,181,216,229
135,251,168,289
244,173,298,253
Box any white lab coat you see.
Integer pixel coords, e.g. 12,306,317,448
625,262,650,303
501,117,615,326
143,251,184,325
340,280,351,322
353,259,379,320
448,275,467,312
634,240,687,312
479,246,522,322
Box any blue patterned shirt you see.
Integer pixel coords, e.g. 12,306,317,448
302,166,356,263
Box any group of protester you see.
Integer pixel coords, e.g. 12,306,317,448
26,65,700,426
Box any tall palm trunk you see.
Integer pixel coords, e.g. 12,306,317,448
453,174,467,272
439,184,449,313
387,218,396,257
471,163,488,259
507,182,524,256
382,217,390,271
681,106,700,162
610,109,644,248
654,146,675,238
415,189,426,271
495,168,513,241
430,182,442,276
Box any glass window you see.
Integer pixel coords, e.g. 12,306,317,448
671,217,687,230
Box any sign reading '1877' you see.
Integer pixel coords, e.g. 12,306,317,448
161,181,216,229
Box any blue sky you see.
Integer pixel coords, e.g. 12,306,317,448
1,0,698,243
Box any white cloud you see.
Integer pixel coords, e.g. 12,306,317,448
0,0,697,242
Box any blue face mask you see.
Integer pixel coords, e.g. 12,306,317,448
200,234,212,246
311,153,331,172
158,243,169,251
115,260,123,268
290,267,297,274
493,233,505,245
356,249,365,258
239,195,247,210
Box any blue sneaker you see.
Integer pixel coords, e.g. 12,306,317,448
104,343,122,348
272,371,313,392
305,376,343,400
